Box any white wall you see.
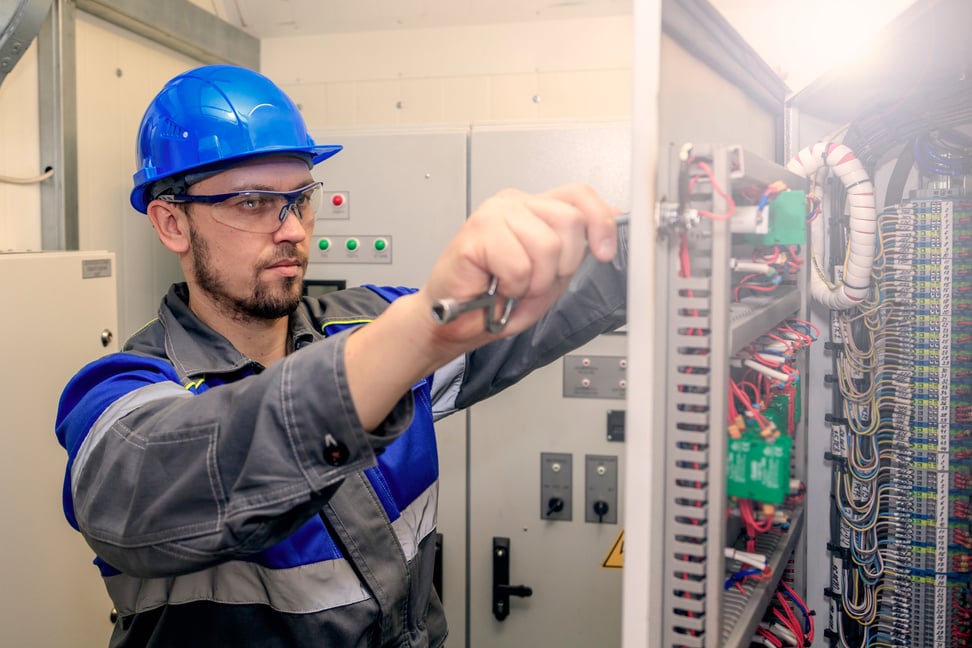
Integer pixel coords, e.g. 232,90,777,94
75,12,196,339
0,42,42,252
0,14,633,253
260,17,633,128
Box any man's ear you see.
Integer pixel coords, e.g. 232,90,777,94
147,200,191,254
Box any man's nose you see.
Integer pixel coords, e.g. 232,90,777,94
274,203,308,239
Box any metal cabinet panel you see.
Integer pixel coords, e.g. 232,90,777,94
0,251,117,647
467,122,630,647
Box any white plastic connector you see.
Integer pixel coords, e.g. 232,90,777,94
728,204,769,235
725,547,767,570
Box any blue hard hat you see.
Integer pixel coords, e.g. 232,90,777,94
130,64,342,213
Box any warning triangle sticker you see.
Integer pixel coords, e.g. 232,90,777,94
602,528,624,569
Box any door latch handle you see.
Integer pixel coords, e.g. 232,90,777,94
492,537,533,621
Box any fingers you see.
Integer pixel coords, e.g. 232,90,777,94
421,183,619,340
542,183,621,262
519,195,590,279
486,183,619,298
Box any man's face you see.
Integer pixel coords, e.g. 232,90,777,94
183,157,314,322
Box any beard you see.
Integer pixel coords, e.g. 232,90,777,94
188,221,305,321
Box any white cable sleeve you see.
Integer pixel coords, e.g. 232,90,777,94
725,547,768,570
730,259,774,274
760,340,790,355
743,359,790,385
786,142,875,309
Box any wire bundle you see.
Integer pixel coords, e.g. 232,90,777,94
828,197,972,646
827,204,918,646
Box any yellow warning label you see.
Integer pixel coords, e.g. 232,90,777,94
602,528,624,569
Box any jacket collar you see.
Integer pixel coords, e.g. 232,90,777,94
159,283,320,379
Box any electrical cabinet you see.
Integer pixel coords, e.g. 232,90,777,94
305,122,634,647
465,122,630,647
787,1,972,645
623,2,972,647
0,251,117,647
306,126,471,641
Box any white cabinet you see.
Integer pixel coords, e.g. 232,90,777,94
0,251,117,647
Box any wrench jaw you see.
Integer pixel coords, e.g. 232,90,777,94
484,296,517,333
430,214,628,328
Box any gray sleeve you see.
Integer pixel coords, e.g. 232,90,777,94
70,328,413,578
455,230,628,409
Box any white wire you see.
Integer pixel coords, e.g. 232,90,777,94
742,359,790,386
0,168,54,185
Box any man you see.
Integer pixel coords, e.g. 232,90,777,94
56,64,627,647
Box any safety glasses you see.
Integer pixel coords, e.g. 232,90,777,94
158,181,324,233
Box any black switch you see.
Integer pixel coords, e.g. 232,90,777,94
545,497,565,517
607,410,625,442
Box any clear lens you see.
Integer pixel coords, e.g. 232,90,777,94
207,182,323,233
294,183,324,222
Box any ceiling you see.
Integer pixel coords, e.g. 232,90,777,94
211,0,633,38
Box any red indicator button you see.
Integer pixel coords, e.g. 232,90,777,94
331,194,345,207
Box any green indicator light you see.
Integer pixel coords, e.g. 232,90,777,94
346,239,358,251
374,239,387,251
318,239,330,251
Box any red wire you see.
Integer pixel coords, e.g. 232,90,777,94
756,626,783,648
729,380,770,427
689,159,736,221
773,591,805,644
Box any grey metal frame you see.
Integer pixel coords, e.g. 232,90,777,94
1,0,53,86
36,0,74,249
36,0,258,250
661,0,788,162
655,145,809,647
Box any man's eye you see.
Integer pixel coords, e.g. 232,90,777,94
230,195,269,211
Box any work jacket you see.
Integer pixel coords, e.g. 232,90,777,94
55,248,626,647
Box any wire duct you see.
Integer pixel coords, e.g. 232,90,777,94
786,142,876,310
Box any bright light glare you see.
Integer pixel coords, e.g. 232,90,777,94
710,0,917,92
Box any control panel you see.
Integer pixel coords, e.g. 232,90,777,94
311,235,392,264
584,454,618,524
562,354,627,399
539,452,573,522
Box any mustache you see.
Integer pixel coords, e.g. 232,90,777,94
261,244,308,270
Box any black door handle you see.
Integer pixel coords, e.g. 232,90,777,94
433,532,443,600
492,537,533,621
